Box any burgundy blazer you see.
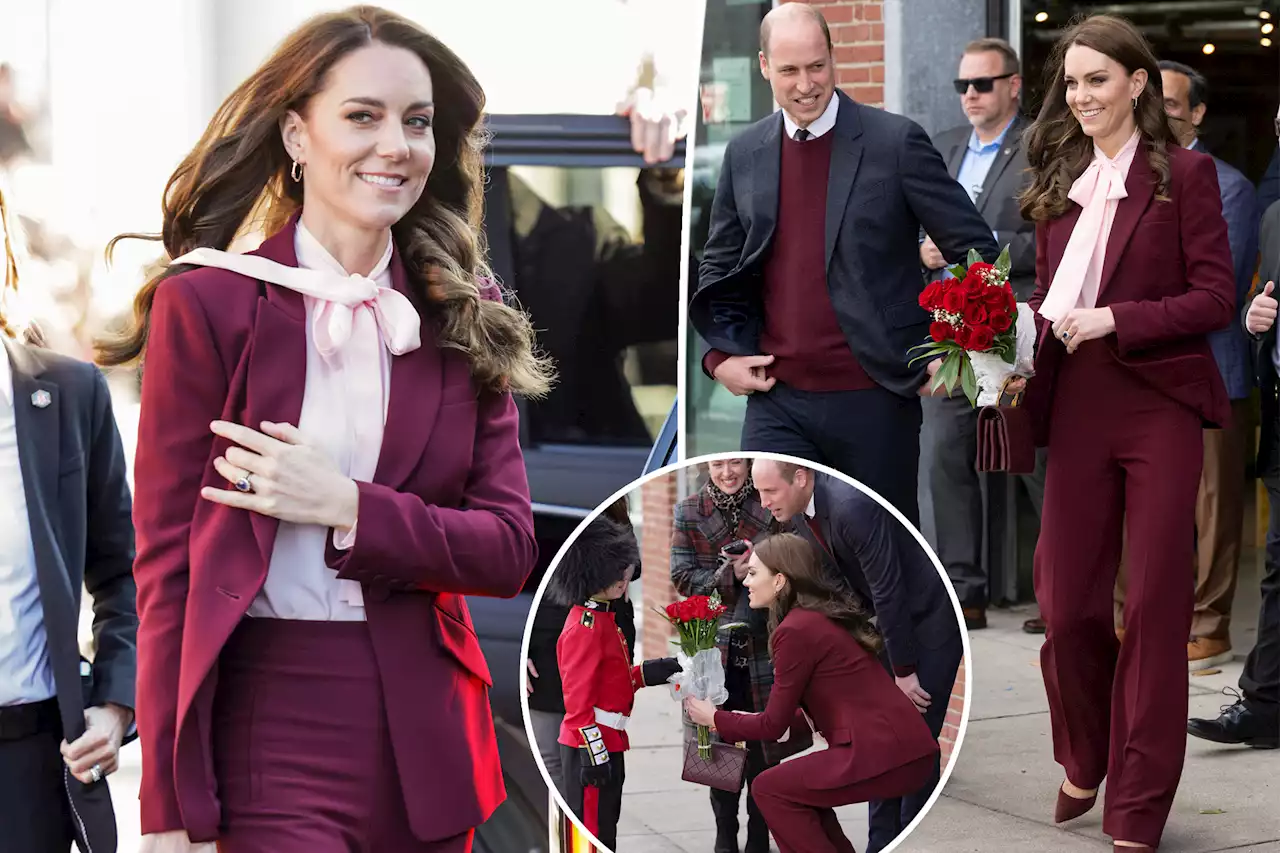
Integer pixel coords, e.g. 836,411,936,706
1025,143,1235,443
132,216,537,843
713,607,937,789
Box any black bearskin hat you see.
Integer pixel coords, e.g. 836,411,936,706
545,514,639,605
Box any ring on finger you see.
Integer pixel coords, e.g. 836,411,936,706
89,764,103,783
234,473,254,493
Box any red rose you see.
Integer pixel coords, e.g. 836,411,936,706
918,281,945,310
1006,288,1017,312
961,273,985,296
968,261,995,281
990,310,1012,332
929,321,954,343
964,303,989,326
983,287,1008,307
666,601,680,620
942,289,966,313
970,325,995,351
955,325,973,348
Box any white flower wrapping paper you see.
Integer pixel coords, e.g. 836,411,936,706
968,302,1037,407
669,647,729,706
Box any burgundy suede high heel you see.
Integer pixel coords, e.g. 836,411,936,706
1054,784,1097,823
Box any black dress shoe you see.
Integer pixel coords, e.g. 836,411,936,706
1187,691,1279,749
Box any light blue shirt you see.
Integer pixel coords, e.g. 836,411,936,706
956,117,1016,207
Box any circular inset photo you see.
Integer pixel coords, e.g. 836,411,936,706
521,453,971,853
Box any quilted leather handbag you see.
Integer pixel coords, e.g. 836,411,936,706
976,378,1035,474
681,735,748,792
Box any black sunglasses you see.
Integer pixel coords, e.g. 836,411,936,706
953,73,1015,94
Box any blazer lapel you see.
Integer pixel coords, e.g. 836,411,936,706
945,136,967,179
749,114,784,258
825,93,865,271
4,339,86,738
240,219,308,567
372,246,442,489
1098,147,1155,300
976,118,1024,215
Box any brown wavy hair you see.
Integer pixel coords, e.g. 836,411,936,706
1019,13,1174,222
95,5,553,397
0,185,18,339
752,533,882,657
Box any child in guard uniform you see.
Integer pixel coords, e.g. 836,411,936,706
546,514,681,850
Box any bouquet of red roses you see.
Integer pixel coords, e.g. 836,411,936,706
655,591,733,759
909,246,1017,406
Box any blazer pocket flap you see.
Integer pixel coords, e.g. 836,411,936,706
825,727,853,746
857,180,886,206
433,597,493,687
883,300,928,330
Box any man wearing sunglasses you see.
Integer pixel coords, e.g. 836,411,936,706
920,38,1041,634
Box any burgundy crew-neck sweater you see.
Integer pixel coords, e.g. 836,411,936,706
704,130,876,392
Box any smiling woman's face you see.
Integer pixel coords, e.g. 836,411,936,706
708,459,749,495
1062,43,1145,147
282,41,436,237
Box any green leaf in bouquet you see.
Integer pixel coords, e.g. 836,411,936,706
960,356,978,405
1000,346,1016,365
947,263,968,280
967,248,983,267
995,244,1012,279
908,343,951,367
932,352,961,395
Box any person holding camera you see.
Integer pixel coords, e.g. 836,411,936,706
670,458,811,853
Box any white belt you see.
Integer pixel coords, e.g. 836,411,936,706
593,707,630,730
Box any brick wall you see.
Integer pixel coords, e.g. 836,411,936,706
785,0,885,107
940,656,966,770
640,472,680,661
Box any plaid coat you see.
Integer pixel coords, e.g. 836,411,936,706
669,487,813,765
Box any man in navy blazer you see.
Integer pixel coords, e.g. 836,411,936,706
688,3,997,524
0,330,136,853
751,459,962,853
1123,61,1259,671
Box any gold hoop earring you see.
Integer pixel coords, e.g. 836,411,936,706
1132,97,1138,111
290,160,302,183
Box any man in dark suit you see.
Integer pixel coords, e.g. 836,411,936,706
920,37,1041,630
688,3,998,524
0,320,137,853
1118,60,1259,671
751,458,963,853
1191,192,1280,749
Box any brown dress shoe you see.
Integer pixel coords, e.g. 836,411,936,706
1188,637,1233,672
963,607,987,630
1054,784,1097,823
1022,616,1046,634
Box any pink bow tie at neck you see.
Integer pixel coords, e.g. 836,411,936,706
170,247,422,360
1037,154,1130,324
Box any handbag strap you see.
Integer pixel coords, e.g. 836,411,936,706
998,375,1024,408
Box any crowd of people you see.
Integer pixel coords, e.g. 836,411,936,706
689,4,1277,851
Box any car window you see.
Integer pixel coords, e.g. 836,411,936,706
488,164,683,449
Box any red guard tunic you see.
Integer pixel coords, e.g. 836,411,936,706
557,600,644,756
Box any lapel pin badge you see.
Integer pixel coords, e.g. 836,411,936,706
31,389,51,409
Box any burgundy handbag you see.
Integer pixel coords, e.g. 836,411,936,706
681,735,748,792
975,380,1036,474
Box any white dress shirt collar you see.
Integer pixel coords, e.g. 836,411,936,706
804,491,817,519
783,91,840,141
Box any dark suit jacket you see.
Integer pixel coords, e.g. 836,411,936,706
928,115,1036,299
792,473,959,674
712,607,937,789
131,216,537,843
1248,199,1280,476
689,89,999,398
1259,147,1279,218
5,337,136,853
1025,144,1235,445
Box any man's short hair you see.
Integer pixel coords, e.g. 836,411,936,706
760,4,832,58
1158,60,1209,110
757,459,808,483
963,38,1020,75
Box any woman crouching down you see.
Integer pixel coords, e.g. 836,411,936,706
685,534,938,853
99,7,553,851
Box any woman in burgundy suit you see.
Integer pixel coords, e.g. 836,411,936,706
1016,14,1234,852
96,8,551,852
685,534,938,853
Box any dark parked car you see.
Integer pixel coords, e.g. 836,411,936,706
467,113,683,852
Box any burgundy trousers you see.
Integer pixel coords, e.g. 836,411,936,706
212,619,474,853
1035,341,1201,849
749,751,935,853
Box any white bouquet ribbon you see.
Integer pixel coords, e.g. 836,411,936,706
669,647,728,706
967,302,1037,407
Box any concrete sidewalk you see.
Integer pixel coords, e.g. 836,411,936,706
902,603,1278,853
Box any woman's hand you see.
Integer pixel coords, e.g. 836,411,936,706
684,697,718,727
1052,307,1116,354
138,831,217,853
201,421,359,531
